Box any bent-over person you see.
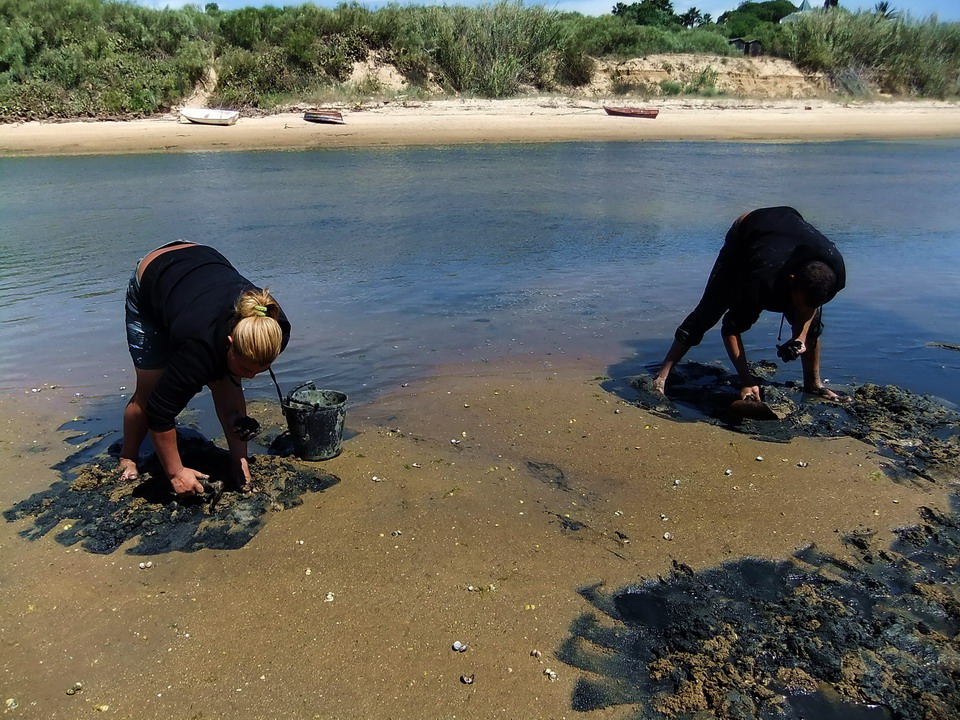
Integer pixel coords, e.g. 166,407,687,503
119,241,291,497
654,207,845,402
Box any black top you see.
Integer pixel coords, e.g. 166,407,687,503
138,245,291,432
722,206,846,332
675,207,845,347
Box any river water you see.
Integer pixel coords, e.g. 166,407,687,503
2,140,959,419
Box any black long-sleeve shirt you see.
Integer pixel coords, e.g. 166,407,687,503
675,207,845,347
139,245,290,431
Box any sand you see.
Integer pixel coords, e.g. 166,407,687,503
1,355,954,719
1,97,960,157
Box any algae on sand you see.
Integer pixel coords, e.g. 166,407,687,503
3,433,340,555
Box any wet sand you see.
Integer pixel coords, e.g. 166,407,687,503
1,355,953,719
2,97,960,156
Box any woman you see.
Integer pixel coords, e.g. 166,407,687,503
119,241,291,497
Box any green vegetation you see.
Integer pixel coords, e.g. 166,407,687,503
1,0,958,121
0,0,215,118
783,10,960,96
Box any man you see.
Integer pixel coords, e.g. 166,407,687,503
654,207,845,401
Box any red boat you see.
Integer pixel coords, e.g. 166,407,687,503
603,106,659,119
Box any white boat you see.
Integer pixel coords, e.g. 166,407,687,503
180,107,240,126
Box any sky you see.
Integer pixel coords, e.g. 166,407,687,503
133,0,960,23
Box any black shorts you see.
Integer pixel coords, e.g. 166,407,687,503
124,241,189,369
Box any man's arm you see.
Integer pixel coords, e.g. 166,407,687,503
722,331,761,401
654,339,690,393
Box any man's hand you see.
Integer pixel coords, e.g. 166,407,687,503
776,339,806,362
169,468,209,496
653,375,667,395
740,384,762,402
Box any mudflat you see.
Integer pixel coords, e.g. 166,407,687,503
2,354,957,719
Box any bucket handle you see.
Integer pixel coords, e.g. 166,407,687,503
268,367,284,406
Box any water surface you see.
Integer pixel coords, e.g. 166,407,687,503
2,141,958,418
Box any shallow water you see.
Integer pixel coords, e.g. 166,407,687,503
2,141,959,423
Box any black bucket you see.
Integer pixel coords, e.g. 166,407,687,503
281,382,348,461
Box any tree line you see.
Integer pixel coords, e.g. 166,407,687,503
0,0,957,121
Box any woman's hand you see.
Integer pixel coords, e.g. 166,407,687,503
740,384,762,402
169,467,208,496
231,457,254,493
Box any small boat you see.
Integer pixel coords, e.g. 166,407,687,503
180,107,240,126
303,109,345,125
603,106,659,119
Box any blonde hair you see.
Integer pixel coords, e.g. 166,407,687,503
232,288,283,365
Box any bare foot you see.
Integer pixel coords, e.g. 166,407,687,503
119,458,139,481
804,385,848,403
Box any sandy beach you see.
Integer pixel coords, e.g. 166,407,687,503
1,352,957,719
2,97,960,157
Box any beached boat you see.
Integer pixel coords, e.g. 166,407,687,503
303,109,345,125
603,106,660,119
180,107,240,126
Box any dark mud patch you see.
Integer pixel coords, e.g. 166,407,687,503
528,461,572,492
630,362,960,488
560,492,960,720
4,432,340,555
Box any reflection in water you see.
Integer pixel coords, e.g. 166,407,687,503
1,141,958,416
